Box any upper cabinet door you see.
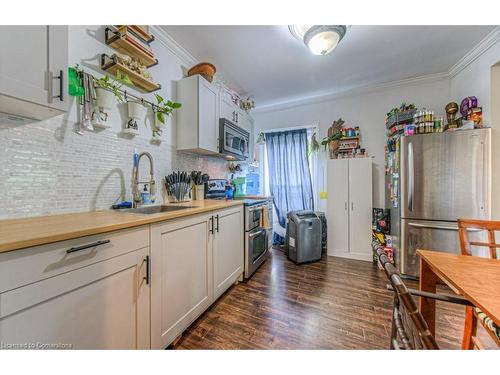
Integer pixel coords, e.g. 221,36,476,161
0,25,68,118
47,26,69,112
0,26,49,107
220,91,236,122
198,78,219,153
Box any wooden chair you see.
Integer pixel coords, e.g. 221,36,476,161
375,246,472,349
458,219,500,349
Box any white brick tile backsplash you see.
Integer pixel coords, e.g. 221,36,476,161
0,116,228,219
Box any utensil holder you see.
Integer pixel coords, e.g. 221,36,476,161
194,185,205,201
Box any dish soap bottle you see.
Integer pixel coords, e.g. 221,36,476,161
141,184,151,205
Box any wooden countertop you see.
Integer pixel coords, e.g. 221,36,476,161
0,200,244,254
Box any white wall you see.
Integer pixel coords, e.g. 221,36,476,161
253,78,451,210
0,26,228,219
450,39,500,126
450,38,500,219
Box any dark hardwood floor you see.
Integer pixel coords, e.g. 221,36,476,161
176,248,466,349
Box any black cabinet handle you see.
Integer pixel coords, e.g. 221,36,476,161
52,69,64,101
215,215,219,233
66,239,110,254
209,216,214,234
143,255,150,285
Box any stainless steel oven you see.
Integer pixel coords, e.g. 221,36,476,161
244,199,270,278
219,118,249,161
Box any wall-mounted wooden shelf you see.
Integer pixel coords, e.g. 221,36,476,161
115,25,154,43
105,27,158,68
101,54,161,93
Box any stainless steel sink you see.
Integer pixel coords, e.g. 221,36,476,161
119,205,195,214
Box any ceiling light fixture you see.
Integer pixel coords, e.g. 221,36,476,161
289,25,347,56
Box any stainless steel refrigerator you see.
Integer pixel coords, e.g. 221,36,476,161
387,128,491,277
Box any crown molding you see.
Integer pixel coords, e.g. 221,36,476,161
448,26,500,78
151,25,233,90
150,26,198,67
256,27,500,114
254,72,449,114
151,25,500,115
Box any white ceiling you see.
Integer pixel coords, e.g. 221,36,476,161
162,25,495,109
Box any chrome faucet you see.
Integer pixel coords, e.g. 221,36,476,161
132,151,156,208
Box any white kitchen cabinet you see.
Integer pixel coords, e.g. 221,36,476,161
0,228,151,349
212,206,244,300
176,75,219,154
0,25,68,120
150,206,244,348
327,158,373,261
237,109,255,162
150,213,213,349
220,89,238,123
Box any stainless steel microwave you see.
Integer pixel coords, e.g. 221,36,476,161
219,118,249,161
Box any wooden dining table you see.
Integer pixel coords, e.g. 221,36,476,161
417,249,500,336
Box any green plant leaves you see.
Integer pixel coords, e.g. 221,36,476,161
156,111,165,124
154,95,182,124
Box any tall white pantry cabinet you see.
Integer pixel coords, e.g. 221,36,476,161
327,158,373,261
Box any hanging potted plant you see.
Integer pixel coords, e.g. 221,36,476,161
125,100,147,135
321,118,344,159
153,93,182,129
93,71,132,128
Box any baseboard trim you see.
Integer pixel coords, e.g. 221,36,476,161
327,251,373,262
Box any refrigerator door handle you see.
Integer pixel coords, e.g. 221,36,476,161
407,222,482,232
408,142,414,212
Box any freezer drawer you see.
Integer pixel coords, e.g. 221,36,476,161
401,219,484,277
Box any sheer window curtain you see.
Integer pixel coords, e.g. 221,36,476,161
264,128,314,245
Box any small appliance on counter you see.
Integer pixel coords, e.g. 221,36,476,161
286,211,322,264
205,179,228,200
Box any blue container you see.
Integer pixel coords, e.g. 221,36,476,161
245,173,260,195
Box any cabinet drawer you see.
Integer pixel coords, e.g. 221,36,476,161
0,225,149,293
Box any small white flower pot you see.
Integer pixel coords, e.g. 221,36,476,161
154,114,167,130
95,87,115,110
128,101,147,120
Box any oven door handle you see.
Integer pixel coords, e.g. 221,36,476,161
248,228,266,238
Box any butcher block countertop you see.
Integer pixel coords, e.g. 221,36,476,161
0,200,244,254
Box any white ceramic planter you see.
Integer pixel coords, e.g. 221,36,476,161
95,87,115,110
154,113,167,130
128,101,147,120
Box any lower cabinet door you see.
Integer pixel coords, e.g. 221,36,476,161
0,247,150,349
150,214,213,349
213,207,244,300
